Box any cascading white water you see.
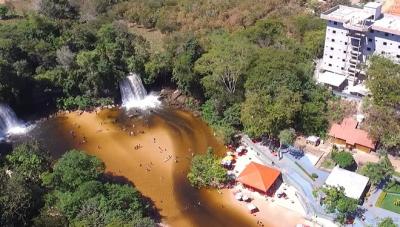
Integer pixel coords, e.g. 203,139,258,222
120,73,161,110
0,104,27,137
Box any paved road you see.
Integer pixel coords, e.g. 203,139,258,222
241,135,400,226
240,135,334,221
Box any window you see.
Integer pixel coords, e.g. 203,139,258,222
343,50,347,53
382,51,385,54
330,47,334,50
333,30,336,34
397,55,400,58
344,42,348,45
385,33,389,36
342,59,345,62
383,42,387,46
331,39,335,42
329,55,333,58
334,22,337,25
370,30,374,33
328,63,332,66
341,67,344,70
368,38,372,42
367,47,371,51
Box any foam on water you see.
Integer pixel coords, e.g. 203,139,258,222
0,104,29,136
120,73,161,110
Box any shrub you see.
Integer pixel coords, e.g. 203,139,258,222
331,150,355,170
57,96,113,110
0,4,9,19
311,173,319,179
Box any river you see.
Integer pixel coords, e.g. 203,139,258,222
28,108,259,227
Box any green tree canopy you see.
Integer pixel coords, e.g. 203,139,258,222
5,141,49,183
279,128,296,146
0,141,50,226
42,150,105,191
378,217,397,227
360,155,394,186
331,150,355,170
366,56,400,108
314,185,358,224
195,33,255,105
241,87,301,137
187,147,228,188
40,150,155,226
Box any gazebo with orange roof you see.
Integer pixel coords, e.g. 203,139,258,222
237,162,282,196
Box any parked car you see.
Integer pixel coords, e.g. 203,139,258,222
288,148,304,159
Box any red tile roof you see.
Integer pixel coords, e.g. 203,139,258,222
237,162,281,192
329,117,376,149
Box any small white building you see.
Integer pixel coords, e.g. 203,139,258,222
325,166,369,200
318,2,400,92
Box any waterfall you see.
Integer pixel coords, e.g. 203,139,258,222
119,73,161,110
0,104,27,138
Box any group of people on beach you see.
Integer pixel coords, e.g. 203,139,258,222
256,220,265,226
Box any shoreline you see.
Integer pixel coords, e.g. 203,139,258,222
29,108,309,227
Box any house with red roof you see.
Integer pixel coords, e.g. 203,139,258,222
236,162,282,196
329,117,377,153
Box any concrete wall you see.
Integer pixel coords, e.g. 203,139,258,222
322,21,349,75
321,20,400,78
366,29,400,63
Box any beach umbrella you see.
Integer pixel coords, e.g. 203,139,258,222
235,192,243,201
222,156,234,162
247,203,257,212
236,146,244,153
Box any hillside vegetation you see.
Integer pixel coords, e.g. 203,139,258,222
112,0,302,34
0,0,339,142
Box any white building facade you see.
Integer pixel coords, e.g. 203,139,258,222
319,2,400,93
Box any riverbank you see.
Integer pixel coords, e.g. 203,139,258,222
28,108,309,227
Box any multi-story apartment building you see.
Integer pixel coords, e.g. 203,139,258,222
318,2,400,94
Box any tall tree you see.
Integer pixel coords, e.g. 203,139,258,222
313,185,358,224
366,56,400,108
364,56,400,149
195,33,255,104
360,155,394,186
278,128,296,146
172,37,203,94
241,87,301,137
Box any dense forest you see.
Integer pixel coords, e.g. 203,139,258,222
0,0,337,141
0,142,156,226
0,0,398,145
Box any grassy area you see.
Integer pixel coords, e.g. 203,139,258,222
394,171,400,178
378,193,400,214
386,182,400,194
127,24,165,52
320,157,335,169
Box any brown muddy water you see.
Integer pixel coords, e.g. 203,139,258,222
28,108,259,227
